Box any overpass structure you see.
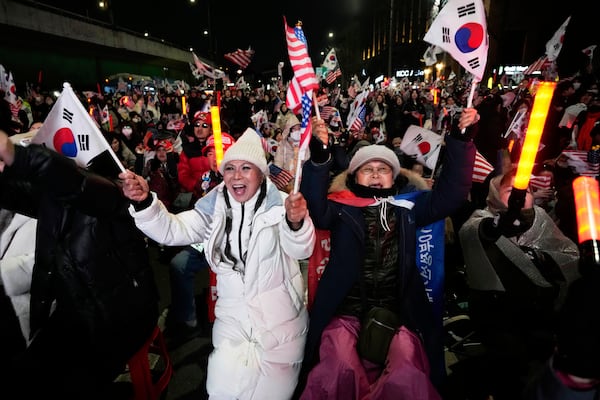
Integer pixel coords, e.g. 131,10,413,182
0,0,208,92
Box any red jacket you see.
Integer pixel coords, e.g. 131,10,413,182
177,151,209,192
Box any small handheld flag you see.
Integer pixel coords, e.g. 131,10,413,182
32,82,125,172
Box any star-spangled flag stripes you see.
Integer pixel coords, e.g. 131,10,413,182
286,76,303,114
472,150,494,183
320,105,336,121
224,48,255,69
523,56,551,76
298,91,313,160
423,0,488,80
284,18,319,92
325,68,342,84
268,163,294,191
346,89,370,131
31,82,123,171
562,149,600,177
530,175,552,191
350,103,366,133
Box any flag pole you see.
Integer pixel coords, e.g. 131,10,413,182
312,92,321,120
293,146,303,194
461,77,479,134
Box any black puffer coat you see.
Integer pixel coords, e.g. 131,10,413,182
0,144,158,363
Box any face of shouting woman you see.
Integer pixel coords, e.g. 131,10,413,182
222,160,263,203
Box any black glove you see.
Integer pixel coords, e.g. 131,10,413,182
479,209,533,242
309,135,331,164
553,270,600,379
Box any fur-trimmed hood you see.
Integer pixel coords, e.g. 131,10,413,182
328,167,431,195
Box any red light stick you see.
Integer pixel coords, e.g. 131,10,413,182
573,176,600,268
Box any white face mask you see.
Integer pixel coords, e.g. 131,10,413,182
121,127,133,138
573,82,581,90
290,128,302,142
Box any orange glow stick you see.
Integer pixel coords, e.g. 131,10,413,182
507,138,514,153
210,105,223,168
513,81,556,190
573,176,600,244
181,96,187,115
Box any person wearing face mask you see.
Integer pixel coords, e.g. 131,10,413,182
456,171,580,399
274,115,301,192
120,128,315,399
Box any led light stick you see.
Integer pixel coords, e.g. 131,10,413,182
573,176,600,270
210,92,223,168
504,81,556,216
181,95,187,115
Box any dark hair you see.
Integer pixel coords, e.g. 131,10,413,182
222,179,267,272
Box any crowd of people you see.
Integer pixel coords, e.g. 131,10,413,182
0,50,599,399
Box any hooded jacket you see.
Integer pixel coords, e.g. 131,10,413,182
300,136,475,385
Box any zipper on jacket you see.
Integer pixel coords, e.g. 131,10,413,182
238,203,246,266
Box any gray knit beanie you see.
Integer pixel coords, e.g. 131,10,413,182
219,128,268,176
348,144,401,178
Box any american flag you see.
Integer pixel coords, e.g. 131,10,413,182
350,102,366,133
325,68,342,84
523,56,551,76
347,90,369,132
224,48,255,69
286,77,303,114
562,149,600,177
530,175,552,191
269,163,294,191
299,91,313,159
284,18,319,92
320,105,336,121
472,150,494,183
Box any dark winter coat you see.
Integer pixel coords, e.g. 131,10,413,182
300,136,475,385
0,144,159,360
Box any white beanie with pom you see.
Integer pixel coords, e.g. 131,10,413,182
219,128,268,176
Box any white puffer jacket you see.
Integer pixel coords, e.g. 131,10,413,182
130,180,315,399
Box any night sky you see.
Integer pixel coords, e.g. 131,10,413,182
29,0,599,78
37,0,360,74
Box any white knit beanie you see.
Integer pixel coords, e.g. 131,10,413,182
219,128,268,176
348,144,401,178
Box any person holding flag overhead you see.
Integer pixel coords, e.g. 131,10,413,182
296,105,481,398
0,100,159,398
120,128,315,399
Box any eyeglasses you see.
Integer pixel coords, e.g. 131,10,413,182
358,166,392,176
195,122,209,128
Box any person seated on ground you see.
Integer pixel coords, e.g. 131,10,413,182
120,128,315,399
0,129,159,399
457,171,580,399
165,132,235,345
296,108,480,399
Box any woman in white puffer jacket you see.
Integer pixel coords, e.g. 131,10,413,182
121,128,316,399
